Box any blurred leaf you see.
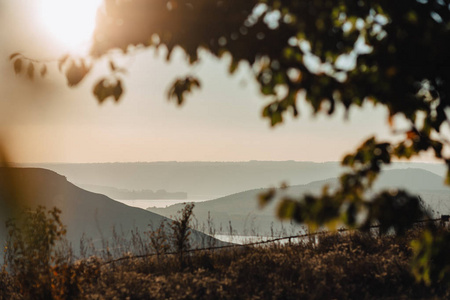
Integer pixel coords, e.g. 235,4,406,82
13,59,22,74
167,76,201,106
58,54,70,72
93,79,109,103
9,53,20,60
277,199,298,221
27,62,34,80
365,190,424,235
93,78,123,103
446,168,450,186
66,60,90,87
113,80,123,102
40,65,47,77
258,188,276,208
109,61,116,71
229,60,239,74
411,230,450,285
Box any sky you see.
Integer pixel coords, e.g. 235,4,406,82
0,0,440,164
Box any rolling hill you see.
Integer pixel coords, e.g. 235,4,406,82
147,168,450,236
0,167,223,260
22,161,446,201
21,161,344,199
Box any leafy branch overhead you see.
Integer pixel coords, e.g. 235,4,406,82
167,76,201,106
8,0,450,285
10,53,124,104
93,78,123,104
10,53,47,80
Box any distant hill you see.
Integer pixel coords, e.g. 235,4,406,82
79,184,187,200
373,168,450,192
147,168,450,236
21,161,446,200
0,168,223,260
20,161,344,199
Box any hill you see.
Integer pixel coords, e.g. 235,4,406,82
0,167,223,259
21,161,344,199
147,168,450,236
21,161,446,201
78,184,187,200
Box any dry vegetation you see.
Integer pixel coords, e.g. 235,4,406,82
2,222,450,299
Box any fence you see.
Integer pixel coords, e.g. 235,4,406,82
103,215,449,266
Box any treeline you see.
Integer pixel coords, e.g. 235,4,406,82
81,184,187,200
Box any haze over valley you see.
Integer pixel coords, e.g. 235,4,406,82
22,161,447,200
146,167,450,236
2,162,448,245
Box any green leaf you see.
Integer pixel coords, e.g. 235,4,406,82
229,60,239,74
271,112,283,126
261,86,274,96
277,199,297,220
258,188,276,208
167,76,201,106
445,169,450,186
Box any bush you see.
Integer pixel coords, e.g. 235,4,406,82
4,206,80,299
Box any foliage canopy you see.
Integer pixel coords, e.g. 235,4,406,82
9,0,450,284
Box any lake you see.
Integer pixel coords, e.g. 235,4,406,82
214,232,311,245
113,197,218,209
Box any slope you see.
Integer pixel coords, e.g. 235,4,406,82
148,168,450,236
0,167,223,258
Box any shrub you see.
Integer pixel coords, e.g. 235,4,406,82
4,206,79,299
170,203,195,269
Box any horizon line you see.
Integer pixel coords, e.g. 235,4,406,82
9,159,442,165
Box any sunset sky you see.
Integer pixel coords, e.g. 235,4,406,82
0,0,438,164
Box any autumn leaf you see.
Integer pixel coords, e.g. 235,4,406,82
13,59,22,74
93,79,109,103
66,60,90,87
40,65,47,77
58,54,70,72
113,80,123,102
27,62,35,80
9,52,21,60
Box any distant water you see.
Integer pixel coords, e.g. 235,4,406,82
113,197,216,209
215,233,310,245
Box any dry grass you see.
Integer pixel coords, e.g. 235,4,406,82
2,227,449,299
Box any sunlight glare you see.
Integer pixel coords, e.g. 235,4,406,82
38,0,103,53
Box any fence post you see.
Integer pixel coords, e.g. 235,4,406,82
441,215,449,228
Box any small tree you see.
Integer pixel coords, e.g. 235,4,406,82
5,206,67,300
148,220,170,259
170,203,195,269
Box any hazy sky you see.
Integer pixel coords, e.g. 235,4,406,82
0,0,440,163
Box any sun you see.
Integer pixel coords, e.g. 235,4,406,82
38,0,103,53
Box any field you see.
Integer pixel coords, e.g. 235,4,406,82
2,224,449,300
